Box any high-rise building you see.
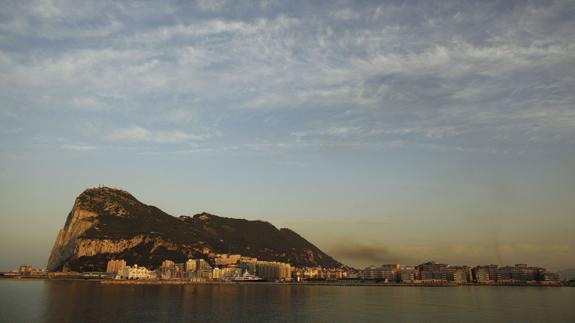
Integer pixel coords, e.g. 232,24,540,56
185,259,213,280
255,261,292,281
106,259,127,274
185,259,197,273
238,257,258,275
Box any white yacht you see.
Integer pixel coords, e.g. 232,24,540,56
232,270,264,282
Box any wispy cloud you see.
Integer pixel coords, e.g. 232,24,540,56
106,127,209,143
60,144,97,151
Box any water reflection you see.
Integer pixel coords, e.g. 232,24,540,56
43,282,310,322
1,281,574,323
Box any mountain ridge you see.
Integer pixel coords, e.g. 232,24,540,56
47,187,342,271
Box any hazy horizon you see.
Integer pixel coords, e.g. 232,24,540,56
1,0,574,272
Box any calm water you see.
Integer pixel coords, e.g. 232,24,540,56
0,280,574,323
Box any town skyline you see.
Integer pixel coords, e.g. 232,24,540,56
8,251,564,285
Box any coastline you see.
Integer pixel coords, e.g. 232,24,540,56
99,280,568,287
1,277,570,287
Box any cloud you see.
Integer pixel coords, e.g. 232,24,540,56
0,0,574,153
330,9,361,21
106,127,209,143
60,144,97,151
196,0,228,12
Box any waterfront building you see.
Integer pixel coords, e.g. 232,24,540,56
185,259,213,280
291,268,304,282
472,266,492,283
447,266,471,283
497,264,529,282
486,264,498,281
325,268,346,280
497,264,542,282
292,267,347,281
255,261,292,281
361,266,378,280
471,264,499,282
121,265,155,280
185,259,197,273
496,264,559,283
159,260,186,279
197,268,213,280
212,267,223,279
400,266,418,282
238,258,258,275
416,261,447,281
212,267,243,280
345,269,361,279
452,269,469,283
173,263,185,279
17,265,47,277
540,272,560,281
18,265,33,274
106,259,126,274
301,267,324,280
160,260,175,279
362,264,400,282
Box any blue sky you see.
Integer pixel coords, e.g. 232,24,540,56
0,0,574,271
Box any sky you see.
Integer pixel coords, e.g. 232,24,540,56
0,0,574,271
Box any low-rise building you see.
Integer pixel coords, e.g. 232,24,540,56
497,264,529,282
400,266,418,282
447,266,471,283
121,265,155,280
324,268,346,280
540,271,560,282
416,261,447,282
212,267,243,280
362,264,400,282
214,254,242,266
472,266,492,283
17,265,47,277
18,265,33,274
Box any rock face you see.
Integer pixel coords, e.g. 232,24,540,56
47,187,342,271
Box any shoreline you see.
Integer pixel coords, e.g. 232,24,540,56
1,277,570,287
99,280,567,287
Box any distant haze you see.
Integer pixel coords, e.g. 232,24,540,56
0,0,574,271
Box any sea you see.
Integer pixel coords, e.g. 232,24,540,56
1,280,574,322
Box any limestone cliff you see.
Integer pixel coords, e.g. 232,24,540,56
47,187,342,271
